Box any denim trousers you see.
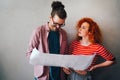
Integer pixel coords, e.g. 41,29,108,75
67,71,92,80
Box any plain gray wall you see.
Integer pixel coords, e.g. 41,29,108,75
0,0,120,80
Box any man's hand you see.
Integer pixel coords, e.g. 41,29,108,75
75,70,87,75
63,67,72,74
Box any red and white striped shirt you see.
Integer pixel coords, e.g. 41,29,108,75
69,40,115,70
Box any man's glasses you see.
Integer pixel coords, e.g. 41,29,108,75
51,18,65,27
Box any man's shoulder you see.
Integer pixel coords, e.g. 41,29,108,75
34,24,46,32
60,28,67,34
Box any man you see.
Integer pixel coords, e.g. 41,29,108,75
26,1,68,80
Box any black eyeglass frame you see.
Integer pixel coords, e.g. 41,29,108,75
51,18,65,27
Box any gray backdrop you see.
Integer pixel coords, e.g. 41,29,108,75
0,0,120,80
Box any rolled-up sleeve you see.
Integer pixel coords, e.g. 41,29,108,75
26,27,41,59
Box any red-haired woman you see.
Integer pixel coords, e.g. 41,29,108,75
63,17,115,80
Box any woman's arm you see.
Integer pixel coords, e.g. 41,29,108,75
90,60,114,71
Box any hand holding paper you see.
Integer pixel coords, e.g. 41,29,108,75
29,48,95,70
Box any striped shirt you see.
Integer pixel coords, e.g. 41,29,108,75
69,40,115,70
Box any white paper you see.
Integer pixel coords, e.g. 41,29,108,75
29,48,95,70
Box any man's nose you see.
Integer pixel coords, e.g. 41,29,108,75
56,24,60,28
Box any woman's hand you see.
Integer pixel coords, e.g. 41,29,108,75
89,65,97,71
75,70,87,75
63,67,72,74
89,61,114,71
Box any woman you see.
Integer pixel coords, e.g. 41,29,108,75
63,17,115,80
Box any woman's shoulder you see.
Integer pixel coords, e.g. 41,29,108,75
91,43,105,49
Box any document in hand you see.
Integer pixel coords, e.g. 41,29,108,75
29,48,95,70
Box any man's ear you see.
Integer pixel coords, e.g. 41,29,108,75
49,16,52,19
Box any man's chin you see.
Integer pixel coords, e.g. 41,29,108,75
55,27,60,31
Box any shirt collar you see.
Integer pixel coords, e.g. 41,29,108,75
45,22,50,32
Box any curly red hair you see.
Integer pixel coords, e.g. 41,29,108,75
76,17,102,44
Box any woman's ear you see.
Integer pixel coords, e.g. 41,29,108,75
88,32,91,35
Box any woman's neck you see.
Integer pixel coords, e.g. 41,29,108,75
80,37,92,46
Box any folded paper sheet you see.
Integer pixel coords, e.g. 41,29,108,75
29,48,95,70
